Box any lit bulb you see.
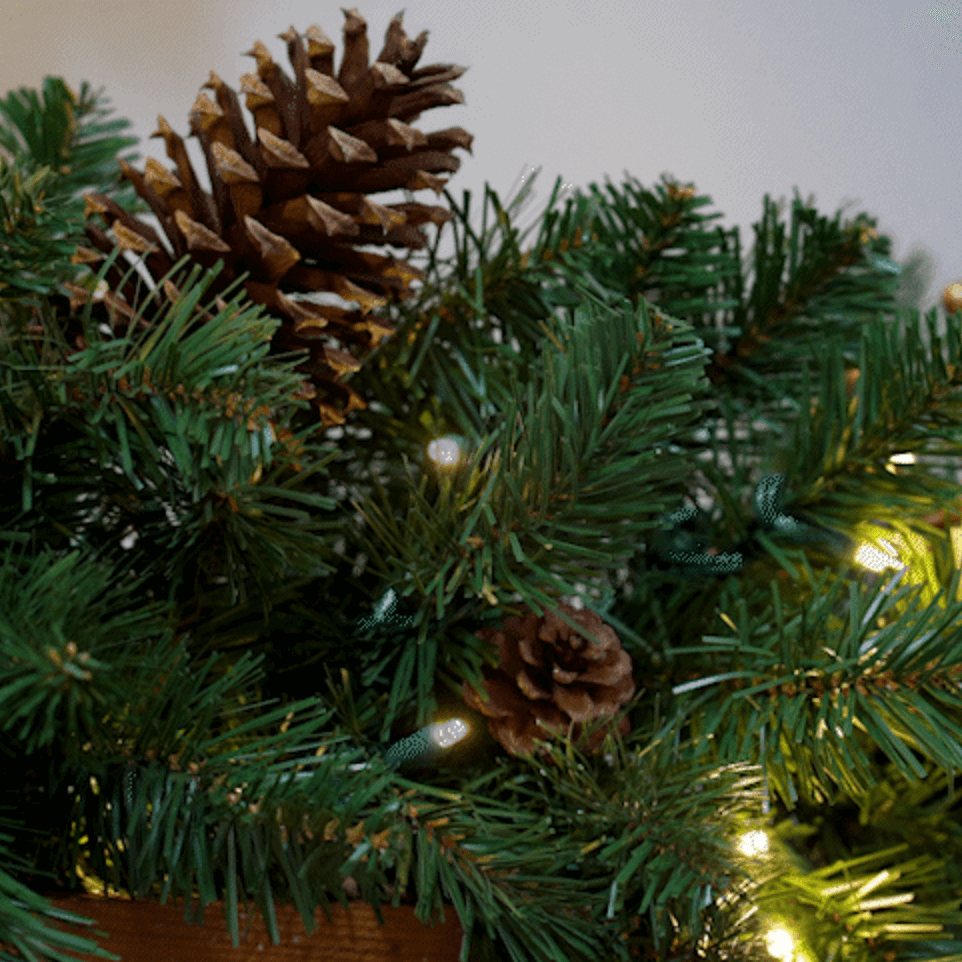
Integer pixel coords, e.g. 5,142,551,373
427,436,464,467
854,539,905,573
738,830,770,856
765,927,797,961
886,451,915,475
429,718,470,749
383,717,470,769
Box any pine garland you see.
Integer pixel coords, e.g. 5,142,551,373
3,48,962,962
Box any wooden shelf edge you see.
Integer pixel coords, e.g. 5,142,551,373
45,894,467,962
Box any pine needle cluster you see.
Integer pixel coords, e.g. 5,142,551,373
2,73,962,962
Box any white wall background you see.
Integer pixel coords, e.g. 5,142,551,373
1,0,960,321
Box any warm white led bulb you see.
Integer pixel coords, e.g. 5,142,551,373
765,927,797,961
854,539,904,573
429,718,469,749
738,830,769,857
427,436,463,467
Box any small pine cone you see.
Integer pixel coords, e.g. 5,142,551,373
69,8,472,427
463,602,635,757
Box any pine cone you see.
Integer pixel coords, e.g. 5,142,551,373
463,602,635,757
68,9,472,426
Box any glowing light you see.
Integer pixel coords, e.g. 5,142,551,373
765,927,797,961
427,436,464,467
382,718,471,769
854,538,905,573
429,718,469,749
738,830,770,856
851,509,941,576
886,451,916,475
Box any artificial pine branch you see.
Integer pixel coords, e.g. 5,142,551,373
349,288,716,640
0,77,146,304
1,251,338,618
4,42,962,962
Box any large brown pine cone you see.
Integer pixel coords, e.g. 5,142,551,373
67,8,472,427
463,602,635,757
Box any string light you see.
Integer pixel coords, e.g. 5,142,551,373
429,718,470,749
383,718,470,769
851,451,936,574
880,451,962,578
886,451,915,473
426,435,466,468
854,537,906,573
127,718,472,814
265,718,470,776
765,925,809,962
737,830,770,857
732,828,817,962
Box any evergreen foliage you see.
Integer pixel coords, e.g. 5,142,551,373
2,76,962,962
0,77,147,303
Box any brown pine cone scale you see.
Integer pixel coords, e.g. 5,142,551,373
464,602,636,757
69,9,472,427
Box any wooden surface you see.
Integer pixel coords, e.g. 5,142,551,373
47,895,467,962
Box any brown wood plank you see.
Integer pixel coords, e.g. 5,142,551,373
47,895,467,962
